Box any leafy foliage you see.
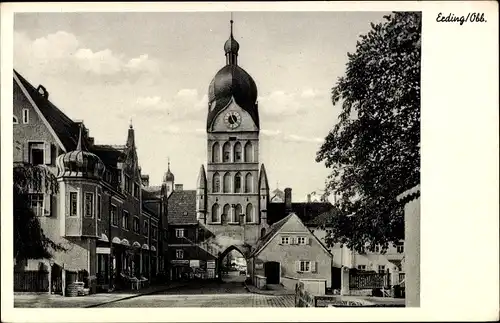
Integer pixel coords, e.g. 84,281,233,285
13,163,66,261
316,12,421,253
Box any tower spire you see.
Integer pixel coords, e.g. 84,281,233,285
224,14,239,66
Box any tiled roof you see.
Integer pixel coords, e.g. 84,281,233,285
250,213,293,257
175,245,216,261
267,202,333,225
14,70,82,152
167,190,197,225
92,145,124,168
305,208,340,227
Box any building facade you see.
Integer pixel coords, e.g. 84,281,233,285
13,70,165,291
249,213,333,289
195,21,270,259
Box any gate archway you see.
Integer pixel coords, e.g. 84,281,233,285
218,245,249,283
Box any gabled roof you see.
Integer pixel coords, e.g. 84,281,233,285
167,190,197,225
267,201,333,225
14,69,82,152
249,213,293,257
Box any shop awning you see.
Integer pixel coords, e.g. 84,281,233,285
121,239,130,247
142,244,149,250
99,233,109,242
150,246,157,252
132,241,141,248
112,237,122,244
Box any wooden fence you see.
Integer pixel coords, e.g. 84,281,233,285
349,271,390,290
14,270,49,292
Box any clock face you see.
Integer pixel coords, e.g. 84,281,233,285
224,111,242,129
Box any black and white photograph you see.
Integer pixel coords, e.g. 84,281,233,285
1,1,498,321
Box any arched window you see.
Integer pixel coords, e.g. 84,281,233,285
234,204,242,223
234,142,242,162
234,172,242,193
211,203,220,223
212,172,220,193
212,142,220,163
245,173,253,193
222,142,231,163
244,142,253,162
223,204,231,224
13,116,19,124
223,172,231,193
246,203,254,223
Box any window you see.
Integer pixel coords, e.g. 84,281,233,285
212,142,220,163
234,204,242,222
223,173,231,193
223,204,230,222
124,176,132,194
70,192,78,217
244,142,253,162
245,203,254,223
133,183,140,198
175,228,185,238
281,236,289,245
29,142,45,165
122,211,130,230
133,217,140,233
211,203,220,222
300,261,310,272
22,109,29,124
298,237,307,245
234,173,241,193
111,204,118,226
378,265,386,274
397,243,404,253
357,265,366,271
234,142,242,162
212,173,220,193
13,116,19,124
143,220,149,236
222,142,231,162
29,193,44,217
176,249,184,259
152,225,158,240
84,193,94,218
245,173,253,193
97,195,101,220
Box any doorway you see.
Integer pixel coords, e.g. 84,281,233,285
264,261,280,284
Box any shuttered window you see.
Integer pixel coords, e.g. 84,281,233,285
296,261,318,273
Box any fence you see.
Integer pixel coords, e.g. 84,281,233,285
14,270,49,292
349,271,390,290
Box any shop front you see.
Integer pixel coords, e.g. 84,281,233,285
170,259,191,281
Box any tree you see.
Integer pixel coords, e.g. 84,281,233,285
13,163,66,261
316,12,421,253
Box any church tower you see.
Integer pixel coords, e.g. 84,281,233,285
197,20,269,248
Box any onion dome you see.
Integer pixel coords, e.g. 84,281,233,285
207,19,259,130
56,126,105,179
163,160,174,183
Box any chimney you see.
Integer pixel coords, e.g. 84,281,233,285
37,85,49,99
175,184,183,191
284,188,292,212
141,175,149,187
307,194,311,203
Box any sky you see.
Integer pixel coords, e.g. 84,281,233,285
14,11,390,201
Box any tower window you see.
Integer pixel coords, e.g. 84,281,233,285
69,192,78,217
223,142,231,162
212,142,220,163
211,203,220,223
244,142,253,162
84,192,94,218
223,172,231,193
234,204,242,222
245,173,253,193
246,203,254,223
213,173,221,193
234,142,242,162
223,204,231,223
234,173,242,193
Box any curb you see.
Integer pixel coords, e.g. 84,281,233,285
85,284,187,308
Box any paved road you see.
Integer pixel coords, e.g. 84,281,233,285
97,272,295,307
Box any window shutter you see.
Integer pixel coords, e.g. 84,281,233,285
292,237,297,245
23,143,29,163
44,142,52,165
44,193,52,216
311,261,317,273
295,261,300,272
307,237,311,245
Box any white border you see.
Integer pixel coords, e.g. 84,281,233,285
2,1,499,322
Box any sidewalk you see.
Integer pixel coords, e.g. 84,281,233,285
244,282,294,296
14,282,187,308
